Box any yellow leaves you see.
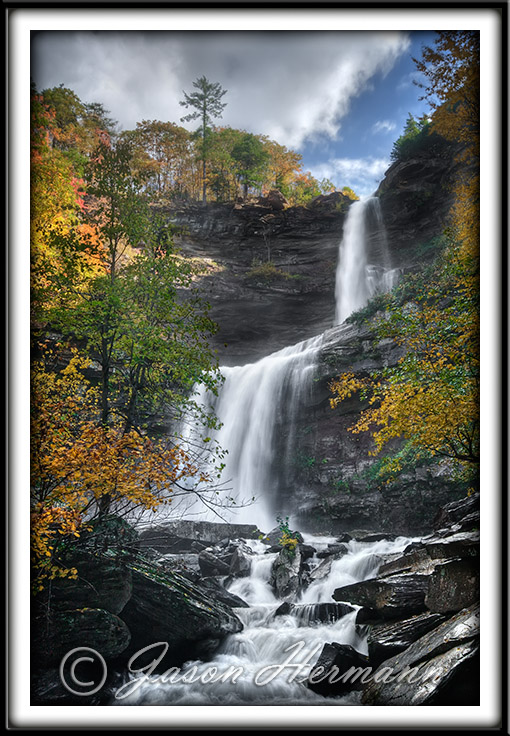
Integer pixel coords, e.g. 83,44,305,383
31,347,211,590
329,373,367,408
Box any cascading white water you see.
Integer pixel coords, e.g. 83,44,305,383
115,191,415,708
334,197,401,325
113,534,415,705
179,334,324,531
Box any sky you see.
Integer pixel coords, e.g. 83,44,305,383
31,30,437,198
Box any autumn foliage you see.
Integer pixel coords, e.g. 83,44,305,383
330,31,479,483
30,86,226,590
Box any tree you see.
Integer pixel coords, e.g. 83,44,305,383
330,31,479,487
390,113,430,161
231,132,269,198
330,235,479,470
180,76,228,203
31,137,227,578
30,349,208,590
121,120,195,197
413,31,479,161
258,137,302,196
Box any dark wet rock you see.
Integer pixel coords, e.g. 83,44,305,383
307,643,371,697
273,601,355,625
366,611,447,667
162,568,249,609
355,607,381,625
198,548,232,577
422,530,480,560
433,492,480,531
336,533,352,543
266,544,284,553
262,526,304,547
316,543,349,559
270,546,303,599
425,558,479,613
229,546,253,577
138,520,262,554
197,538,256,578
298,543,317,560
31,667,124,706
333,574,430,619
274,601,292,617
120,558,243,667
377,546,431,578
157,553,201,575
353,532,397,543
361,605,479,705
308,556,335,583
47,552,133,615
33,607,131,667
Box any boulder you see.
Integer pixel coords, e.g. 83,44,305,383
48,553,133,615
362,605,479,705
33,607,131,667
425,558,479,613
316,543,348,559
263,526,304,547
298,543,317,561
433,492,480,531
270,546,303,599
228,546,253,577
307,191,350,214
198,548,231,577
120,559,243,667
366,611,447,666
137,520,262,554
307,643,371,697
308,555,335,583
257,189,288,211
353,532,397,543
333,574,430,619
422,530,479,560
336,532,352,543
377,546,431,578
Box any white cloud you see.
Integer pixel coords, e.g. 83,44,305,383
309,156,391,198
371,120,396,134
31,31,410,149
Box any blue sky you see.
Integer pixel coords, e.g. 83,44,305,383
31,30,437,197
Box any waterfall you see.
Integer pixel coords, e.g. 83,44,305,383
179,334,324,532
168,195,401,530
116,196,414,707
334,197,401,325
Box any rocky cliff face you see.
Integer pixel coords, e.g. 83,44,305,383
159,192,351,365
159,140,466,534
162,140,459,366
273,322,467,535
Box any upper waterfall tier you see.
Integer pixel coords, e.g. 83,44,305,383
334,197,400,325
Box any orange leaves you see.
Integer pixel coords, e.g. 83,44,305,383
31,348,208,589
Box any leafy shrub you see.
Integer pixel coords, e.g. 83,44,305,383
245,260,292,283
276,515,300,554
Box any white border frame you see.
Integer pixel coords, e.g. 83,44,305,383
8,6,502,729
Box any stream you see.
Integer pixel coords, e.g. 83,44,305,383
113,534,414,705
